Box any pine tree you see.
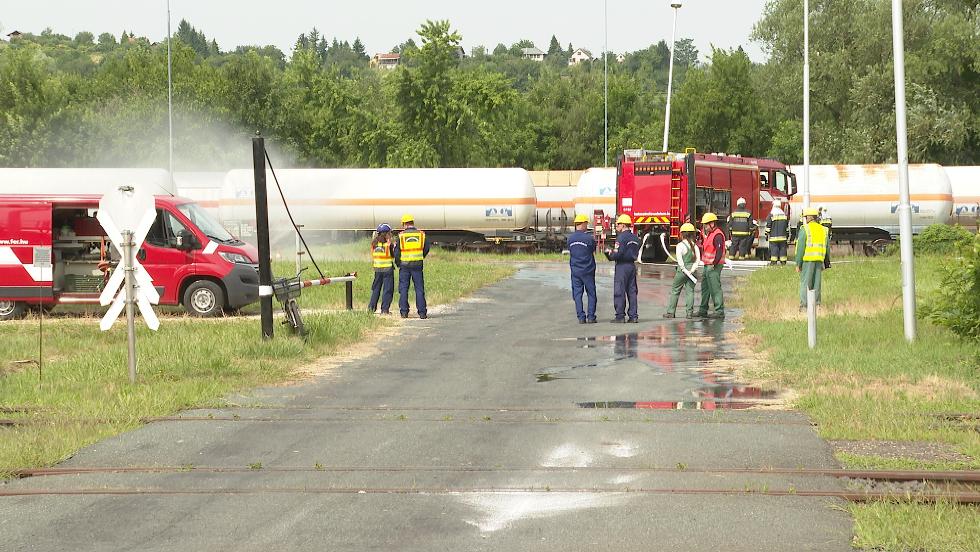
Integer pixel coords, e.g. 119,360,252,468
547,35,561,57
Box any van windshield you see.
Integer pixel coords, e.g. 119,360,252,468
178,202,236,243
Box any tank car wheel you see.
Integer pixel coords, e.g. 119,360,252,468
183,280,225,318
871,238,892,256
0,300,27,321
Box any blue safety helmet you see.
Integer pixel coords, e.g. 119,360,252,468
377,223,392,233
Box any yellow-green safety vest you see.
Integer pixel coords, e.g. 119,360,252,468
372,242,393,269
399,230,426,263
802,221,828,262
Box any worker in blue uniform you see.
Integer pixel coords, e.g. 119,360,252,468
392,214,430,319
604,214,640,323
567,213,598,324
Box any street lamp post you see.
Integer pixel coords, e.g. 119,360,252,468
891,0,916,342
604,0,608,167
802,0,811,210
167,0,174,189
662,2,682,152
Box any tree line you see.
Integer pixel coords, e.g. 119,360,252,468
0,0,976,171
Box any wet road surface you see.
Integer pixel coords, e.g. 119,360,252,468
0,264,852,551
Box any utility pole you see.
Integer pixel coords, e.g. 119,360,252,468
167,0,174,190
662,3,682,152
802,0,811,210
604,0,609,167
891,0,917,342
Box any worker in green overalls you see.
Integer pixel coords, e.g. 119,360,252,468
796,207,831,311
663,223,700,318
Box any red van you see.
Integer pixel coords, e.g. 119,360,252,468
0,194,259,320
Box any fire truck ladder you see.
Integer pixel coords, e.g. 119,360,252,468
669,169,683,240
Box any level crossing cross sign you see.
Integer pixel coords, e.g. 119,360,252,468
97,185,160,332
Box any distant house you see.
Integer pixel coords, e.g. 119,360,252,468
6,31,23,41
616,53,626,63
520,47,545,62
455,46,466,59
370,53,401,70
568,48,592,66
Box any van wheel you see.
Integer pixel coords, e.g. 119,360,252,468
183,281,224,318
0,300,26,321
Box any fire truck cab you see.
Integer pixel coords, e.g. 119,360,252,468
616,150,797,262
0,195,260,320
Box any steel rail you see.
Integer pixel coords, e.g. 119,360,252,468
1,486,976,503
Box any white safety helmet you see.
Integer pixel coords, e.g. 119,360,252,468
772,199,782,208
821,207,829,216
736,197,746,206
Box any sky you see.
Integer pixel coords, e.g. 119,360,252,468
1,0,772,62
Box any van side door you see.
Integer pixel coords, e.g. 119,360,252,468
141,208,195,306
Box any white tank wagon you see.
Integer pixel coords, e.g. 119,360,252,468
534,186,576,230
173,172,226,218
218,168,537,246
788,164,953,246
574,167,617,223
945,166,980,228
0,168,174,196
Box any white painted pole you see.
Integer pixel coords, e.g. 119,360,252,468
123,230,138,382
802,0,811,211
807,288,816,349
663,3,682,152
167,0,174,190
604,0,608,167
891,0,916,342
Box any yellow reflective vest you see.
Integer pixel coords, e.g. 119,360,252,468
398,230,426,263
802,221,828,262
372,241,394,269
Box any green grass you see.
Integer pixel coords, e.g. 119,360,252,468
0,252,516,474
734,255,980,551
850,501,980,552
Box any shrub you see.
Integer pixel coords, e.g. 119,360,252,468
921,231,980,341
913,224,975,254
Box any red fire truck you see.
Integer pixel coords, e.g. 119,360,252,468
0,194,260,320
616,150,797,262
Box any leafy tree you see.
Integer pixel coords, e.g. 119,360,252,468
97,32,117,52
74,32,94,47
492,43,508,57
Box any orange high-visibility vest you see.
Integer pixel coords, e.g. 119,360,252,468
398,230,425,263
372,241,393,269
701,227,726,264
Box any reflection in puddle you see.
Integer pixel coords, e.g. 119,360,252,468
577,400,767,410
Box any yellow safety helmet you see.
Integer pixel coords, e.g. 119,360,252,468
615,214,632,225
803,207,820,217
401,214,415,224
573,214,590,224
680,222,696,233
701,212,718,224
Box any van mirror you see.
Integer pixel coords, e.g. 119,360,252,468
176,230,199,251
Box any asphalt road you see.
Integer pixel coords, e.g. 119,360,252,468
0,263,853,551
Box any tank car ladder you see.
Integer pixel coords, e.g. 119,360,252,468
668,169,683,239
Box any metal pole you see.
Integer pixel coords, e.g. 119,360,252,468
891,0,916,342
807,289,816,349
603,0,608,167
123,230,138,382
166,0,174,190
345,281,354,311
252,134,274,339
663,3,682,152
295,224,304,275
802,0,811,211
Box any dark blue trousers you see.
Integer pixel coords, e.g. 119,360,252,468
398,266,427,316
368,270,394,313
613,263,638,320
571,270,597,321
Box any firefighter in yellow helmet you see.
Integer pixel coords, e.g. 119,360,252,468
664,222,700,318
796,207,831,311
696,212,726,318
392,214,430,319
567,213,598,323
604,214,640,322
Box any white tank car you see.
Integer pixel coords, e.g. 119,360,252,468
0,168,174,196
944,166,980,223
574,168,617,221
788,164,953,238
534,186,576,228
219,168,536,243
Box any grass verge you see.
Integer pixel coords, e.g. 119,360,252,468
0,254,515,475
732,255,980,551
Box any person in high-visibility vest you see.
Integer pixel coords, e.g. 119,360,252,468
567,213,598,324
796,207,831,311
604,214,640,323
819,207,833,240
727,197,757,260
696,212,726,319
392,215,430,319
664,222,700,318
368,223,395,314
764,199,790,265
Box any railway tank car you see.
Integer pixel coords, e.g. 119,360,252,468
574,168,617,224
945,166,980,229
218,168,536,246
787,164,953,246
173,172,226,218
0,168,174,196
